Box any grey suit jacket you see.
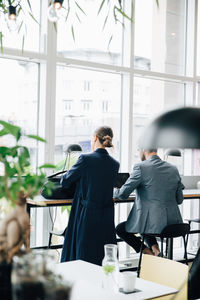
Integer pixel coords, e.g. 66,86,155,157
114,155,183,234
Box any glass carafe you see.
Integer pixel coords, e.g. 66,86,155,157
102,244,119,293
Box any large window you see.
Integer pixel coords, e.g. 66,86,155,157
134,0,188,75
1,0,200,257
0,58,39,168
55,67,121,165
132,77,185,164
57,0,123,66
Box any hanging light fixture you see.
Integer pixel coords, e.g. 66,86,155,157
53,0,63,10
8,5,17,21
7,3,19,32
47,0,64,23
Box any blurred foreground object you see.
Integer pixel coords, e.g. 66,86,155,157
139,107,200,149
0,120,54,262
12,251,72,300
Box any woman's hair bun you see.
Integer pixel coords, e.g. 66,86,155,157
94,126,114,148
102,135,113,148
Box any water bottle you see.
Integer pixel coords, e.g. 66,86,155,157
102,244,119,293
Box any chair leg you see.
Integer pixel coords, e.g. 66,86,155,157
160,238,164,257
183,236,188,265
137,235,145,278
168,238,173,260
48,232,53,249
165,238,168,257
185,221,191,258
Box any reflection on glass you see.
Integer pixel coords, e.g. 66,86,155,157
55,66,121,165
134,0,186,75
132,77,184,165
0,58,38,169
57,0,123,66
197,2,200,75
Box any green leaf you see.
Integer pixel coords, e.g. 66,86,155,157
17,5,22,15
61,206,71,214
53,22,57,32
5,161,17,177
26,134,46,143
0,128,8,137
0,32,3,53
0,146,18,158
19,146,30,159
75,12,81,23
71,25,75,42
75,1,86,15
18,20,23,34
26,0,32,12
107,34,113,49
10,146,21,157
28,12,40,25
98,0,106,15
39,164,56,169
115,7,133,22
156,0,159,8
102,13,109,31
103,265,115,275
65,2,70,22
0,120,21,141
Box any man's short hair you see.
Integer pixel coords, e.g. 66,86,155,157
145,148,157,153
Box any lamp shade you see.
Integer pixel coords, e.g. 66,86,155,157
165,149,181,157
64,144,82,154
139,107,200,149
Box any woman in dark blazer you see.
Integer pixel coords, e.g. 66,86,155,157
60,126,119,266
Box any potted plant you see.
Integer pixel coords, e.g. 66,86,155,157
0,120,55,299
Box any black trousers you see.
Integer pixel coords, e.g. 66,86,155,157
116,222,158,253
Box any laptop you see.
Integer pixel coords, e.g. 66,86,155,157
114,173,130,188
181,176,200,190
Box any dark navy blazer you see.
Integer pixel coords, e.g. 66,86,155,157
60,148,119,265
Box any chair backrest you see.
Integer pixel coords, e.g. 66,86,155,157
140,254,188,300
161,223,190,238
188,247,200,299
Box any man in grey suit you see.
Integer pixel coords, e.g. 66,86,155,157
114,148,183,256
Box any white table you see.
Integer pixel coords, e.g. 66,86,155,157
55,260,177,300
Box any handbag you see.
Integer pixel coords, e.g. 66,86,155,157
41,170,76,199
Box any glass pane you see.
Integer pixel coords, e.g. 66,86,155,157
134,0,187,75
193,84,200,175
0,0,42,52
55,66,121,169
132,77,185,165
57,0,123,66
197,1,200,75
0,58,39,169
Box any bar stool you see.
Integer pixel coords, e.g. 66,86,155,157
185,218,200,253
48,227,67,248
137,223,190,277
